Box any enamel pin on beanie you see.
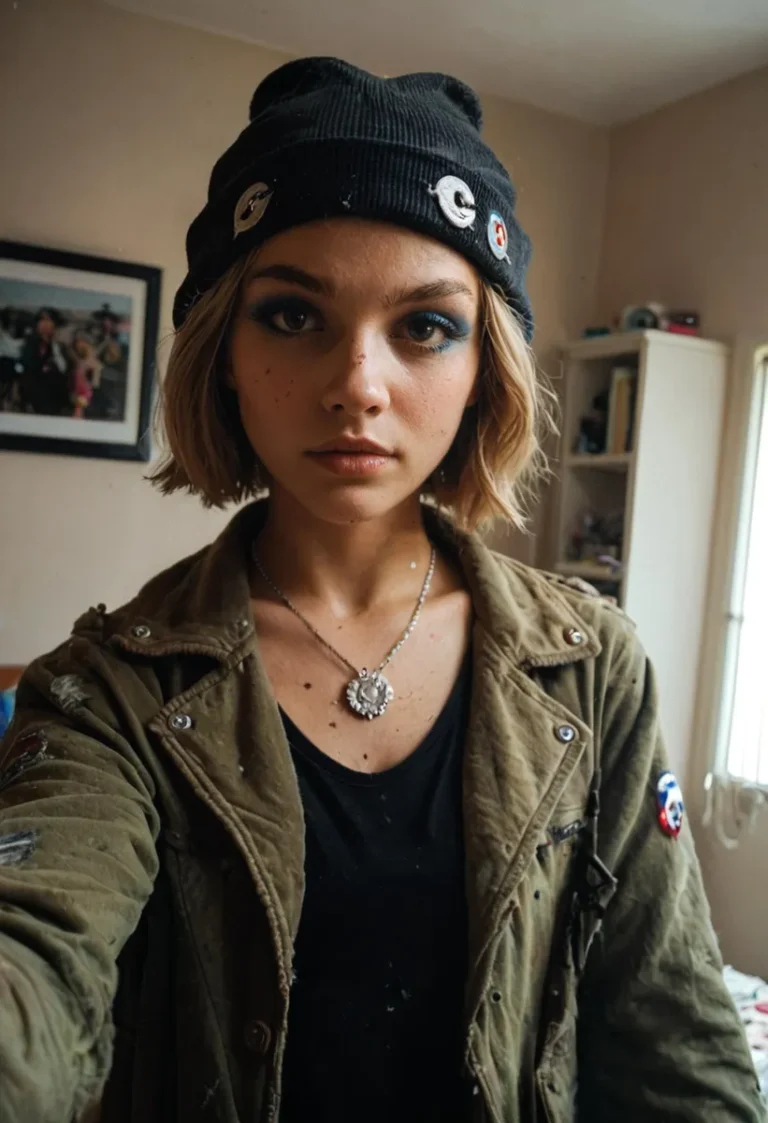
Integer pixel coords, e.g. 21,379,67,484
430,175,477,229
173,57,533,339
233,182,273,236
487,212,510,262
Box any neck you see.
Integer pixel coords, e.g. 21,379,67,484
253,490,434,618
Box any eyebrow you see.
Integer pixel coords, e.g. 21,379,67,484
247,264,333,295
245,265,474,306
383,279,474,307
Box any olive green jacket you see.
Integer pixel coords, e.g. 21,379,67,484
0,503,763,1123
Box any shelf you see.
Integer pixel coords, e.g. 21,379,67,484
555,561,623,582
562,329,728,361
563,331,644,361
566,453,631,473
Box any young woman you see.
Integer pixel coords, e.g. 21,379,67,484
0,57,762,1123
18,306,70,415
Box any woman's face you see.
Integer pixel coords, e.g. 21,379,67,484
228,218,482,525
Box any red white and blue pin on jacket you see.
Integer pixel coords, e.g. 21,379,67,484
657,771,685,839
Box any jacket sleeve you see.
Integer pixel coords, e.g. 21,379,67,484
0,641,160,1123
576,618,765,1121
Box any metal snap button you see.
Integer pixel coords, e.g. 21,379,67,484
169,713,193,732
130,624,151,639
556,724,577,744
565,627,584,646
244,1019,272,1056
490,989,502,1003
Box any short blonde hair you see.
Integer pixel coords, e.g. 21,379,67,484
150,251,554,532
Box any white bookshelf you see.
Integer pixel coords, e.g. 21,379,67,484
555,329,729,776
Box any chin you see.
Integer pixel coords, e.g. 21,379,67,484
274,475,426,526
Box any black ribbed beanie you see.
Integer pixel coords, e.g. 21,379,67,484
173,57,533,338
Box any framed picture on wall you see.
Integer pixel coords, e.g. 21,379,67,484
0,240,161,462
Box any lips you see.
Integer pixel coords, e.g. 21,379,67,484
304,437,395,478
308,436,394,456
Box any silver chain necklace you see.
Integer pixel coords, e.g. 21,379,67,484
252,544,437,720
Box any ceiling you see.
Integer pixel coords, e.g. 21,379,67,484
107,0,768,125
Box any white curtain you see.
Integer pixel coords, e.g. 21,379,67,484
704,354,768,847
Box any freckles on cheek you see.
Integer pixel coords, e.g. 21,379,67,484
234,364,275,412
400,380,433,424
401,378,466,442
239,366,277,407
241,370,294,409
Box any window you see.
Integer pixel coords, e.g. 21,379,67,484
716,352,768,786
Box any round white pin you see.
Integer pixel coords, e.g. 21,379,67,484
430,175,476,229
487,211,510,261
233,182,273,237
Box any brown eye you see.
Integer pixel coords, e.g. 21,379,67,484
406,317,439,343
247,297,321,336
274,307,312,333
397,311,470,354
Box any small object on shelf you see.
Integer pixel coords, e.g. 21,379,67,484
574,391,609,454
596,553,623,572
606,365,637,454
620,303,667,331
625,378,638,453
667,311,700,337
581,541,619,562
567,508,599,560
583,326,611,338
566,508,624,573
613,305,700,337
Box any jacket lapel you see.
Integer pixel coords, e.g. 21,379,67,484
147,643,306,947
422,513,599,1012
462,627,590,1012
106,504,306,999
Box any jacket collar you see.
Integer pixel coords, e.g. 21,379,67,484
103,500,600,670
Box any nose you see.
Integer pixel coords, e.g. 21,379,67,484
320,334,391,417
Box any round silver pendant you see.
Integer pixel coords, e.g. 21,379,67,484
345,669,394,720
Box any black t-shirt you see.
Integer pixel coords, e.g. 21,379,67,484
279,659,472,1123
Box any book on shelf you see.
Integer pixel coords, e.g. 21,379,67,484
606,365,637,454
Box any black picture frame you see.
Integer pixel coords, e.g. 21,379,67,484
0,240,161,462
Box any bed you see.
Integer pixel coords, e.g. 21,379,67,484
724,965,768,1098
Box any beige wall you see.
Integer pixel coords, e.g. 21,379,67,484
0,0,609,662
598,65,768,341
600,67,768,977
